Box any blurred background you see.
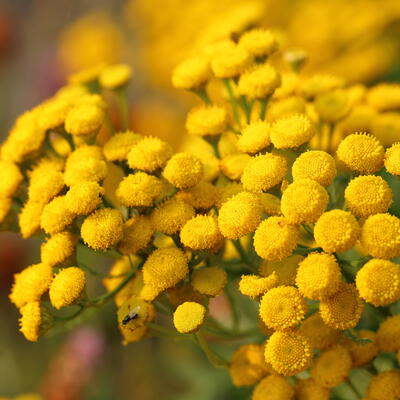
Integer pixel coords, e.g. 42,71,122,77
1,0,400,398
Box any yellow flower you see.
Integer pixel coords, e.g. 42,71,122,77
64,145,108,186
127,136,173,172
28,169,64,204
167,284,205,309
292,150,336,187
252,375,294,400
99,64,133,89
65,104,105,136
116,172,164,207
371,112,400,147
218,191,262,239
356,259,400,306
366,371,400,400
180,215,222,250
253,216,300,261
41,232,76,267
241,153,287,192
281,179,328,224
319,282,363,330
336,133,384,174
0,161,23,198
314,209,361,253
311,345,352,388
177,181,220,210
298,313,340,350
377,315,400,352
299,74,345,100
65,181,104,215
49,267,86,309
264,331,312,376
360,213,400,259
296,252,341,300
267,96,306,122
259,286,307,330
211,45,252,78
295,378,329,400
229,344,269,387
344,175,393,217
237,64,281,99
10,263,53,308
118,216,154,255
38,97,72,131
191,266,227,297
0,196,11,223
238,273,278,299
142,247,188,291
270,114,315,149
81,208,123,251
220,153,251,181
237,120,271,154
260,193,281,216
40,196,76,235
103,131,142,162
343,330,378,367
384,143,400,176
238,29,278,58
172,55,211,90
173,301,206,333
19,302,42,342
19,200,46,238
186,105,228,137
367,83,400,111
260,254,303,286
314,89,351,123
163,152,203,189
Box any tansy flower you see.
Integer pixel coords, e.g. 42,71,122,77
314,209,361,253
237,64,281,99
0,161,23,198
259,286,307,330
344,175,393,217
28,169,64,204
173,301,206,333
49,267,86,309
163,152,203,189
220,153,251,181
10,263,53,308
356,259,400,306
127,136,173,172
186,105,228,137
241,153,287,192
360,213,400,259
264,331,312,376
385,143,400,175
366,371,400,400
270,114,315,149
172,55,211,90
298,313,340,350
0,196,11,223
41,232,76,267
267,95,306,122
216,182,243,208
191,267,227,297
281,179,328,224
343,330,378,367
218,191,263,239
238,273,278,298
296,252,341,300
19,302,43,342
99,64,133,89
229,344,269,387
260,254,303,286
67,64,105,85
74,93,108,110
237,120,271,154
211,45,252,78
292,150,336,186
260,193,281,216
295,378,329,400
238,29,278,58
367,83,400,111
19,200,46,238
336,133,384,174
376,315,400,352
118,216,154,255
319,282,363,330
180,215,222,250
252,375,294,400
65,181,104,215
167,284,205,309
40,196,76,235
38,97,72,130
311,345,352,388
150,198,195,235
142,247,188,291
80,208,123,251
299,74,345,100
371,112,400,147
65,104,105,136
253,216,300,261
314,89,351,123
103,131,142,162
176,181,220,210
116,172,164,207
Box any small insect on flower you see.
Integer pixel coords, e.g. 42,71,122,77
122,306,141,326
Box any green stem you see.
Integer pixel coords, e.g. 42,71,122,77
194,332,229,368
223,79,242,129
225,285,240,333
259,99,268,120
193,87,211,105
240,96,251,124
146,322,191,340
346,379,362,399
231,240,257,272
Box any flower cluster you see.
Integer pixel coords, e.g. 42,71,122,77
3,26,400,399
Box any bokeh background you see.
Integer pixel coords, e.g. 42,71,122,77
1,0,400,398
